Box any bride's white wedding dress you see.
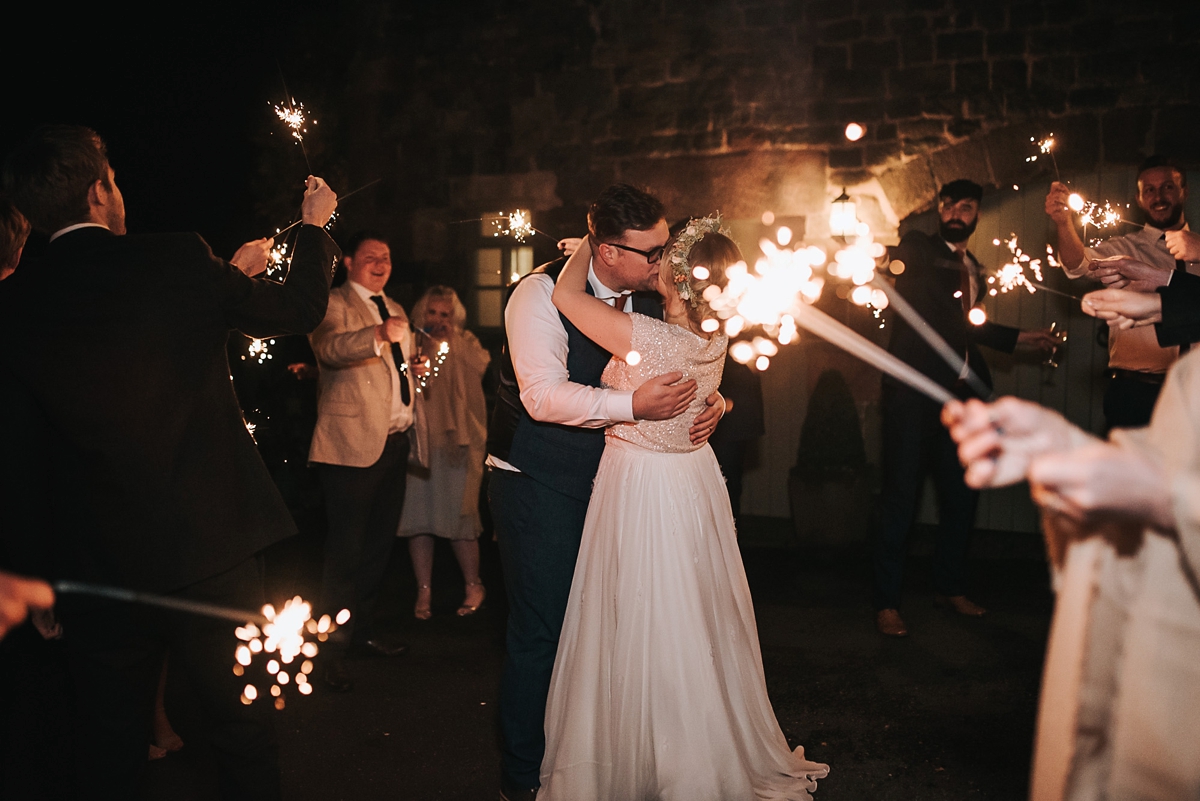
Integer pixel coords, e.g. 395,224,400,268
540,314,829,800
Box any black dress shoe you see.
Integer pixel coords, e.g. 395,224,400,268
322,659,354,693
358,638,409,658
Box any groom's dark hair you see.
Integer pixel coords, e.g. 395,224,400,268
3,125,112,234
588,184,666,244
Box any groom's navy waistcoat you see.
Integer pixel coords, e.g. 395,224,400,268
487,258,662,501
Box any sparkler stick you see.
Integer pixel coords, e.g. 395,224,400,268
869,274,993,400
1025,136,1060,181
274,64,312,173
268,178,383,240
790,302,955,405
54,580,269,625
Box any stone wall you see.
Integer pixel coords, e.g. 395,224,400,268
311,0,1199,270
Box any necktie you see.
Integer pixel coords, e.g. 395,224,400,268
958,251,973,315
369,295,411,405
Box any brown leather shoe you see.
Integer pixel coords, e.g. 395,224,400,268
936,594,987,617
876,608,908,637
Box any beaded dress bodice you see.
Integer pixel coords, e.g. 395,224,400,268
602,313,728,453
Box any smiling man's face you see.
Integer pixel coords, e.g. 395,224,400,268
1137,166,1187,229
345,239,392,293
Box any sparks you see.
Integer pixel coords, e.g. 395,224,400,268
246,338,275,365
414,339,450,393
273,99,310,143
491,210,536,242
266,241,290,278
1027,134,1060,179
234,596,347,707
991,234,1045,295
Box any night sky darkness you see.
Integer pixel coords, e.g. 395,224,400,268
3,6,331,258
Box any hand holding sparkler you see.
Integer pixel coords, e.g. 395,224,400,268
558,237,584,257
1165,229,1200,263
0,571,54,640
1086,255,1171,292
1045,181,1074,225
300,176,338,227
375,317,409,346
1081,288,1164,329
943,397,1092,489
1016,327,1061,353
230,238,274,277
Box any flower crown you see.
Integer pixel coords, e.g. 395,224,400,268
667,214,731,308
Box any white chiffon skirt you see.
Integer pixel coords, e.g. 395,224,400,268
540,438,829,801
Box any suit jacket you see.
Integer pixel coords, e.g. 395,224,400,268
308,281,421,468
0,224,340,592
887,230,1020,395
1156,269,1200,348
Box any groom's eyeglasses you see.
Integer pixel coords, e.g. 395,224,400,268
606,242,666,265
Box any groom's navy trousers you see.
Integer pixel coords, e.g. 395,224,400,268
490,468,588,790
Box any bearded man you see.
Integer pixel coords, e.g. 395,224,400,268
872,179,1056,637
1046,156,1197,429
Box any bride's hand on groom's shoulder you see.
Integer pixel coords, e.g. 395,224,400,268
689,392,725,445
557,237,584,257
633,372,696,421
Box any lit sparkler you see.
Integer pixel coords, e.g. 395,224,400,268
235,596,349,708
1026,135,1060,180
486,209,553,242
272,97,314,172
987,235,1080,300
704,223,951,400
244,338,275,365
274,99,309,143
413,337,450,393
266,241,290,278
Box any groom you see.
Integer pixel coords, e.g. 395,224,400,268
487,183,724,800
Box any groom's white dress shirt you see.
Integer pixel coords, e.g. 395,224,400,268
487,261,636,473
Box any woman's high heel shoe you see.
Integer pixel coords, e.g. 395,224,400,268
457,581,486,617
414,584,432,620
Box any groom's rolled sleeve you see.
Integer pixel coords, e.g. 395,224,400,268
506,274,635,427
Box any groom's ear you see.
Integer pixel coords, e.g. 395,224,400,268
593,240,617,267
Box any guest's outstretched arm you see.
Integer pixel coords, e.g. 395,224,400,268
218,176,341,338
551,237,633,358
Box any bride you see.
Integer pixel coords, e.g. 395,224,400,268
540,218,829,800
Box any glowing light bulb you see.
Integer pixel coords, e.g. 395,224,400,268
754,355,770,371
1068,193,1085,212
968,308,988,325
335,609,351,626
625,351,642,366
691,266,710,280
700,318,719,333
844,122,865,141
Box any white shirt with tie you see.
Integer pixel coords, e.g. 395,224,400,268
487,259,637,473
347,280,414,434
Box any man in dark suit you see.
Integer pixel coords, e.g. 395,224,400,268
873,179,1055,637
0,125,339,799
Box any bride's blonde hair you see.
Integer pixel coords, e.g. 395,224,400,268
660,229,743,333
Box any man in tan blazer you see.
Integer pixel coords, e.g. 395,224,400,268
310,230,416,691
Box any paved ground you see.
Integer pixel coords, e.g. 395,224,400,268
2,520,1053,800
